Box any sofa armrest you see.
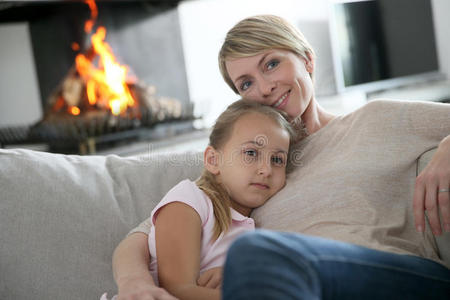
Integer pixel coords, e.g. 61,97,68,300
417,148,450,267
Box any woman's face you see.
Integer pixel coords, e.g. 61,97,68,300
225,49,314,120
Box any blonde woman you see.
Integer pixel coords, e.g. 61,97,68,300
219,15,450,299
113,15,450,299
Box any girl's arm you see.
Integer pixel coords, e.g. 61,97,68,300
112,232,178,300
155,202,221,300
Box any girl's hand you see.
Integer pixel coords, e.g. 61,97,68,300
117,274,179,300
414,135,450,235
197,267,223,289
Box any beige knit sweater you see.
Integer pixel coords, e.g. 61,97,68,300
132,100,450,265
251,100,450,266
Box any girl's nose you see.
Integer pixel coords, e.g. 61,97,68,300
257,159,272,176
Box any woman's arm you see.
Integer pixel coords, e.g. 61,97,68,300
197,267,223,289
155,202,220,300
112,232,178,300
414,134,450,235
384,100,450,235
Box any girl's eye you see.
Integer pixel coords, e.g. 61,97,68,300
240,80,252,91
244,149,257,157
267,59,279,70
271,156,285,166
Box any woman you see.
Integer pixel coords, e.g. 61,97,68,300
113,15,450,299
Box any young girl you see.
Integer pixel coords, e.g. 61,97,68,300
103,99,300,300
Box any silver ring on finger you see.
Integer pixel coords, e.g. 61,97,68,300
438,188,450,193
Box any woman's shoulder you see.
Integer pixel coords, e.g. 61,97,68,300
334,99,395,125
359,98,447,112
358,99,404,112
326,99,411,134
344,99,421,120
339,99,450,134
355,99,449,119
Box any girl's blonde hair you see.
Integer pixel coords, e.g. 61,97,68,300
219,14,315,94
196,99,302,240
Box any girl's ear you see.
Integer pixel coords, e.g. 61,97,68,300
204,146,220,175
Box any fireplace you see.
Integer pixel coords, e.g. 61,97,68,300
0,0,195,154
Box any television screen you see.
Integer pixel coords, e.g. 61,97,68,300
329,0,442,93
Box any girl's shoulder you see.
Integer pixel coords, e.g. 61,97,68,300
151,179,212,226
167,179,201,195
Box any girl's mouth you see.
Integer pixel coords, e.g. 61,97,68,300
251,183,269,190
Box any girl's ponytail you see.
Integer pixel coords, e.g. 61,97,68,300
197,170,232,241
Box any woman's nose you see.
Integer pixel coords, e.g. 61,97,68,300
258,77,276,97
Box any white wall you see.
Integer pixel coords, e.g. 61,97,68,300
432,0,450,76
0,23,42,127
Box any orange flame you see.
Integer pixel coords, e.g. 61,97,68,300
71,42,80,51
73,0,136,116
84,0,98,33
69,106,81,116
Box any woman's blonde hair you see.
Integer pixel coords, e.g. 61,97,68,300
219,14,315,94
196,99,302,240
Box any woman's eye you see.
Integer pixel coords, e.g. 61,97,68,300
267,59,279,70
240,81,252,91
271,156,285,165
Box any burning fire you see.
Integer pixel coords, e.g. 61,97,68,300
72,0,136,116
83,0,98,33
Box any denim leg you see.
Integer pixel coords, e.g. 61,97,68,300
222,230,450,300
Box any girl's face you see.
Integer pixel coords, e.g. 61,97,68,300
225,49,314,120
214,112,290,216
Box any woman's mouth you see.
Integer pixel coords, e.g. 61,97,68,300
272,90,290,109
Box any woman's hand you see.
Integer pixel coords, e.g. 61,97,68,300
197,267,223,289
414,135,450,235
112,232,178,300
116,273,178,300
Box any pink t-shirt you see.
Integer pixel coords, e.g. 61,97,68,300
148,179,255,285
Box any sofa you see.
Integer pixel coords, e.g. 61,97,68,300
0,147,449,300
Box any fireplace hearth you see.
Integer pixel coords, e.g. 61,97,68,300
0,111,196,155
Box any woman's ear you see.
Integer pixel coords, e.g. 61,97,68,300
305,51,314,73
204,146,220,175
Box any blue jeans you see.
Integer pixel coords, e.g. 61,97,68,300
222,230,450,300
